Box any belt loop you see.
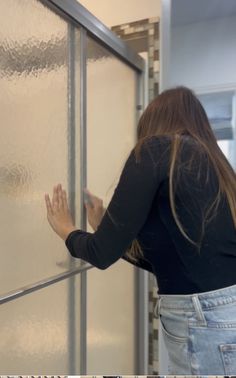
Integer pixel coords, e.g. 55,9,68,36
192,295,207,325
154,295,162,318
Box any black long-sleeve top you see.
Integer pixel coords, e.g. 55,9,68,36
65,135,236,294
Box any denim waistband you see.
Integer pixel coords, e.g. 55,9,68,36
157,284,236,312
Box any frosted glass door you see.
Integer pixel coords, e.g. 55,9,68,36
86,37,138,374
0,0,81,292
0,0,81,373
0,274,81,374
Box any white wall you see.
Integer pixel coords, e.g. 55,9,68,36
170,15,236,92
77,0,161,27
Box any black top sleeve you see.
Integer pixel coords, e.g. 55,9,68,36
65,137,169,269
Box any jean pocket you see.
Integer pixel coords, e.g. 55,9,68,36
160,315,190,374
220,344,236,374
160,315,188,344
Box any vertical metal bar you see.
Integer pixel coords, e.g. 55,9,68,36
159,1,172,373
159,0,172,91
135,69,149,374
67,23,76,374
80,27,88,375
136,270,149,374
231,92,236,169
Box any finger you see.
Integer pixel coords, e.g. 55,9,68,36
62,189,69,209
52,185,59,211
85,203,93,218
84,188,100,207
45,194,53,216
85,188,103,207
52,186,57,207
84,197,94,209
84,201,91,209
84,188,95,199
58,184,63,209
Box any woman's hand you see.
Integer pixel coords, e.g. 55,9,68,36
45,184,77,241
84,189,105,231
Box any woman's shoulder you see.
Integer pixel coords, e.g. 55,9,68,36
135,134,207,171
136,135,171,156
140,134,172,152
142,133,201,146
140,134,204,155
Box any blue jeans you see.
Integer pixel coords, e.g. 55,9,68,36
156,284,236,375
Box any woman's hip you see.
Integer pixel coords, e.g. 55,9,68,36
156,284,236,374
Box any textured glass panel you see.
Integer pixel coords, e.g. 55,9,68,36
86,37,137,374
0,274,81,374
0,0,81,294
0,0,82,373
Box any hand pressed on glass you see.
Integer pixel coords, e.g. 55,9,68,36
45,183,76,241
83,188,105,231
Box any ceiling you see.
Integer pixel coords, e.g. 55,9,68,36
171,0,236,26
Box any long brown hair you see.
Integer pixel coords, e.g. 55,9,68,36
126,86,236,261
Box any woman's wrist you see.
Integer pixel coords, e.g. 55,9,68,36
60,226,77,241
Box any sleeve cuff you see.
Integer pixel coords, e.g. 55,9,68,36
65,229,84,258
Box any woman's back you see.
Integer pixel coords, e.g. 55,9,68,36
137,135,236,294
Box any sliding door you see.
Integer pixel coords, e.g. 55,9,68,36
0,0,81,373
86,36,138,374
0,0,143,374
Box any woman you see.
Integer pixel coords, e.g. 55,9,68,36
45,86,236,375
